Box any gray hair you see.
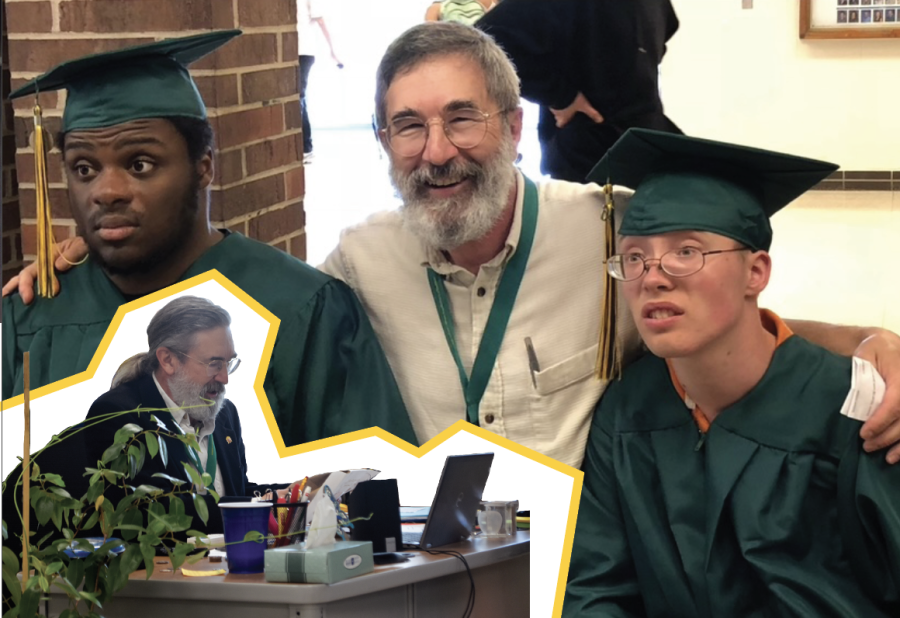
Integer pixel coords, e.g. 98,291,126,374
111,296,231,388
374,22,521,130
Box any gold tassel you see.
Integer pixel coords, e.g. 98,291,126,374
595,183,621,381
33,102,58,298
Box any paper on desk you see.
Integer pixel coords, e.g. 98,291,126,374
182,568,227,577
840,357,886,422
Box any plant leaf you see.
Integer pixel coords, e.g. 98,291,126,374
158,435,168,467
185,550,208,565
67,555,85,589
192,494,209,525
113,423,142,445
101,443,124,465
1,552,21,607
150,473,185,486
169,542,193,572
85,480,104,506
133,484,164,497
145,433,159,459
51,576,79,597
182,463,203,491
82,509,100,533
128,454,138,480
41,473,65,488
119,509,143,542
18,587,41,618
48,486,73,499
139,541,155,579
78,590,103,608
34,495,55,526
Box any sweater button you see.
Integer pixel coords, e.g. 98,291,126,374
485,414,495,425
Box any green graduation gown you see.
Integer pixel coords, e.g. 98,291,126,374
1,232,417,447
564,335,900,617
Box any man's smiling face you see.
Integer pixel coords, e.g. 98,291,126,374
383,53,522,250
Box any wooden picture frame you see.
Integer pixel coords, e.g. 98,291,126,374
800,0,900,39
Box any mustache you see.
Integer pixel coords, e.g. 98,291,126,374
406,159,484,192
202,382,225,396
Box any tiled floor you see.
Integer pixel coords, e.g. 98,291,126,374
304,127,900,333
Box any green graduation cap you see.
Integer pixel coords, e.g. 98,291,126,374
587,128,839,251
9,30,241,132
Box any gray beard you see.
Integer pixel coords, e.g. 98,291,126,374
168,368,225,424
391,134,518,251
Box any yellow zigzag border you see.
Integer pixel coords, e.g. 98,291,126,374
1,268,583,616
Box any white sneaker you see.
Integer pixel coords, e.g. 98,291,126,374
303,151,315,164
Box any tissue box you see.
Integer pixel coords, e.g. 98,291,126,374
264,541,374,584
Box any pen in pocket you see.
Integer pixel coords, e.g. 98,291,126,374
524,337,541,389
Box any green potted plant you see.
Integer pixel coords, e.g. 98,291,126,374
2,408,220,618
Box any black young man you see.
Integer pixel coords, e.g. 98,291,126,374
1,30,416,448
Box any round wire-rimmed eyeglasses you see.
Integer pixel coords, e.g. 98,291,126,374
379,108,511,157
607,247,752,282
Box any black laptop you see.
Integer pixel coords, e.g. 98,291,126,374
402,453,494,549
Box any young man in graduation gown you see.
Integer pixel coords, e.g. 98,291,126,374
563,129,900,617
0,31,417,448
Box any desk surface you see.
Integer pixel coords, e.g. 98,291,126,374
103,531,529,605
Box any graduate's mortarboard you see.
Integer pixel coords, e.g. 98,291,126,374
7,30,240,298
587,128,839,252
9,29,241,132
586,128,838,381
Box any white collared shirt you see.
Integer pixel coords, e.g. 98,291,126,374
152,373,226,497
319,171,640,469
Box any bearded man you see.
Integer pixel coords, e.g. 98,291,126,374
83,296,263,533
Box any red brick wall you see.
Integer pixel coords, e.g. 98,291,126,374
2,0,23,288
4,0,306,270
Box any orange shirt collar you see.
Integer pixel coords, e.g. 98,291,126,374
665,309,794,434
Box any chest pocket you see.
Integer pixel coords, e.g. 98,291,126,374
532,343,598,396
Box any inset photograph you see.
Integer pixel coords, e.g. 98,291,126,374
886,8,897,21
874,8,884,20
850,8,861,21
838,9,849,22
862,8,873,21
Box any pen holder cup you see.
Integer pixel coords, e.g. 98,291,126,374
270,501,309,548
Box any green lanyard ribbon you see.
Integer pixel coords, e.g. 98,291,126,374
427,176,539,426
184,428,217,490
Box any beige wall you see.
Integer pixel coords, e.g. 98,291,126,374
662,0,900,170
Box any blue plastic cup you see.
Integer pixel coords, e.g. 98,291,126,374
219,502,272,574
